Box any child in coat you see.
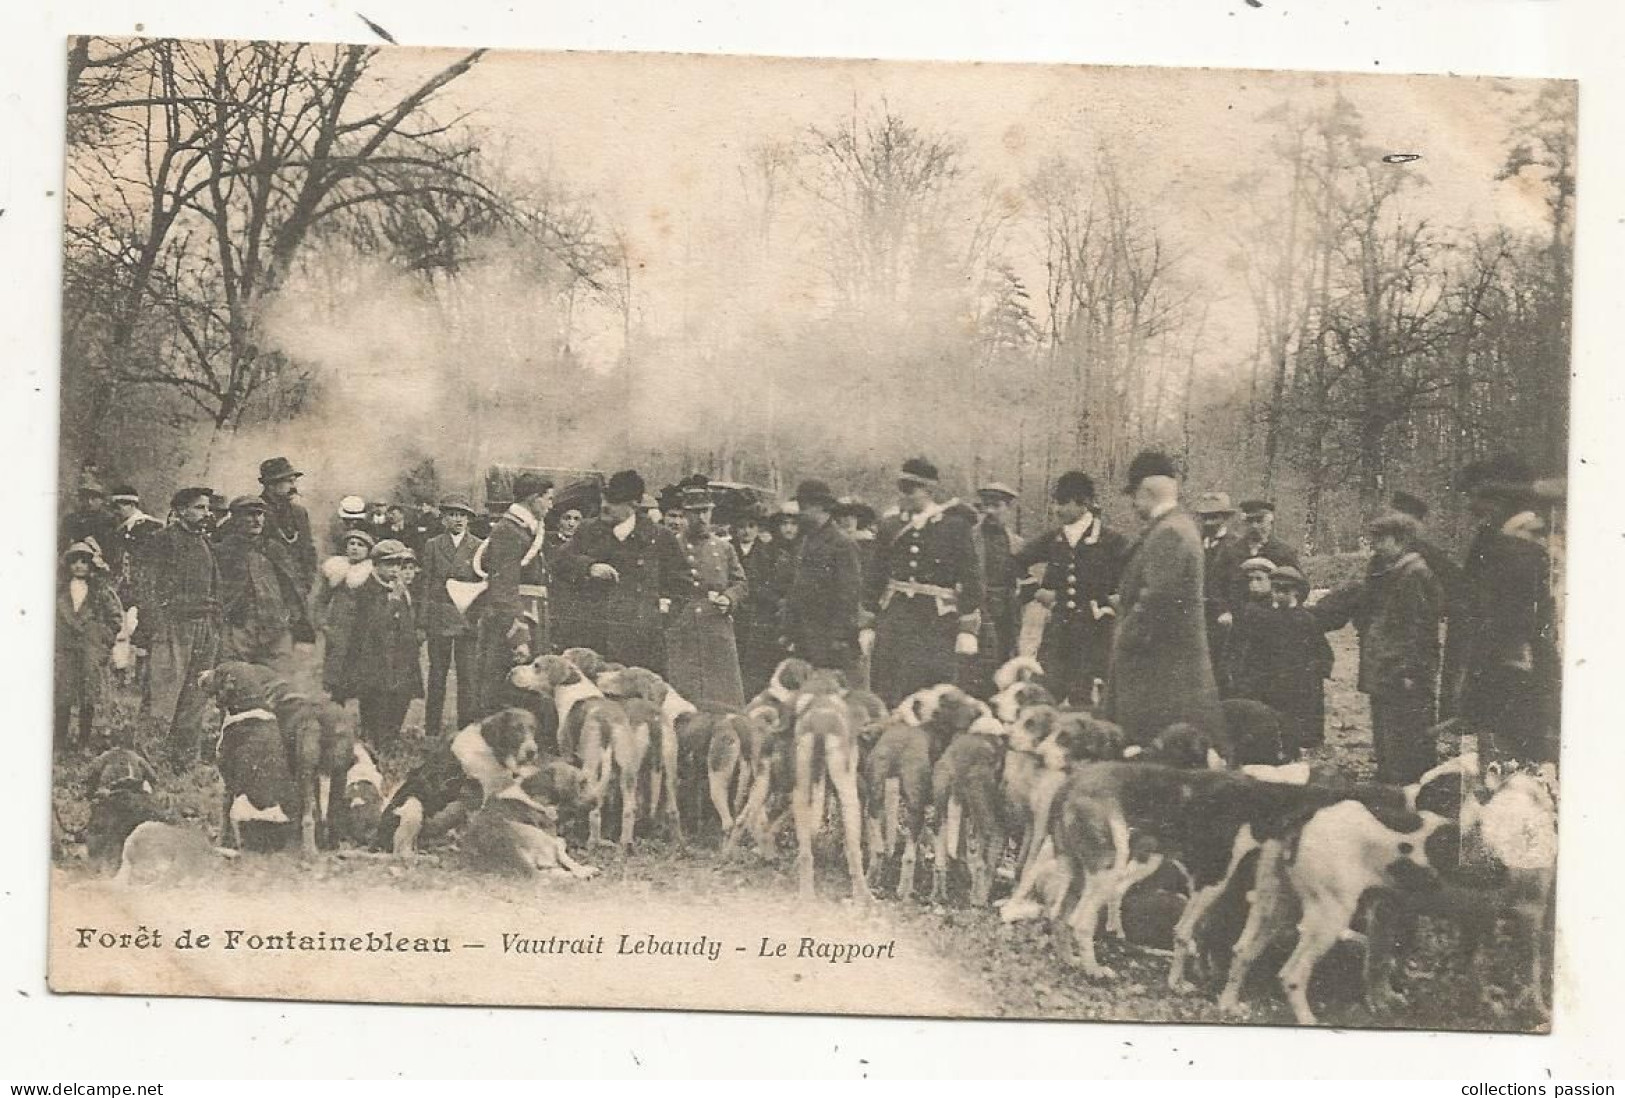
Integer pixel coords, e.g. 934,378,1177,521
1224,556,1279,703
335,540,423,748
1265,565,1334,755
315,529,375,699
55,542,125,752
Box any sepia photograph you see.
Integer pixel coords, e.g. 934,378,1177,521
48,36,1570,1034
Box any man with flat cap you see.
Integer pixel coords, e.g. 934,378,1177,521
420,494,485,733
1102,451,1224,749
861,457,984,707
217,495,314,670
132,487,222,769
257,456,317,592
664,483,749,708
470,473,554,720
783,479,864,678
1020,471,1130,708
968,482,1026,695
556,469,691,675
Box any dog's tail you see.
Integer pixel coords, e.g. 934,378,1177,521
882,777,901,856
994,656,1046,691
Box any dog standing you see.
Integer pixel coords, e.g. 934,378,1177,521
789,669,870,902
264,678,354,855
931,714,1009,907
198,662,297,852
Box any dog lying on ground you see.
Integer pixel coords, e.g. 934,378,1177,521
263,678,354,855
862,685,988,900
374,707,540,854
198,661,297,852
112,821,239,887
788,669,871,902
85,748,168,871
509,654,643,849
458,759,602,879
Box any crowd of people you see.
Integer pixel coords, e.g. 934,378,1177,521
56,448,1562,785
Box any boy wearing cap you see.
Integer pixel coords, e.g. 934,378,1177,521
862,457,984,707
1223,556,1281,706
419,496,485,733
336,540,423,746
1102,452,1224,749
133,488,222,769
1021,471,1129,708
665,483,749,708
555,469,691,675
1313,512,1443,783
1265,564,1333,753
782,480,863,678
217,495,315,669
55,542,124,752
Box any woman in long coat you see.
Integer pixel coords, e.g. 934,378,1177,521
1102,459,1224,749
664,489,748,708
55,542,125,751
314,529,375,698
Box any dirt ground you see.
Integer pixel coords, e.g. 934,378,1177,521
48,627,1547,1031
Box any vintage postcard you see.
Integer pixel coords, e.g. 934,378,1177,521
50,38,1570,1031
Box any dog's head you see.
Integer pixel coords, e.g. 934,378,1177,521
507,654,581,696
745,702,786,735
479,707,541,773
1048,713,1127,768
597,665,669,706
197,661,277,713
561,646,608,678
1221,697,1285,768
87,747,161,796
768,657,815,700
991,680,1056,724
1008,704,1063,754
894,683,953,726
929,687,990,738
1140,721,1214,769
523,758,599,815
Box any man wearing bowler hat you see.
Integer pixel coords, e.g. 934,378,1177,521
555,469,690,675
470,473,554,720
1101,451,1223,748
664,483,748,708
861,457,984,707
782,479,863,678
257,456,317,592
420,494,485,732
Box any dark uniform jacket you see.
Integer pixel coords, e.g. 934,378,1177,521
132,522,221,643
111,512,165,608
783,519,862,668
474,508,549,637
865,500,984,629
420,529,485,637
1022,517,1129,634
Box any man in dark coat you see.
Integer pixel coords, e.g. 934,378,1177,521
1102,452,1224,750
60,477,117,558
335,540,423,746
419,495,484,733
731,504,782,695
665,485,748,708
782,480,863,678
555,469,691,675
470,474,554,720
258,456,317,593
106,486,163,603
1195,491,1243,695
1019,471,1129,708
1443,455,1560,764
861,457,985,707
1392,490,1461,614
133,488,223,769
1314,513,1443,784
966,482,1026,696
216,496,315,671
1207,497,1302,696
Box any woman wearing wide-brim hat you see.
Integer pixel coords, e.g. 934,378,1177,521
55,542,125,752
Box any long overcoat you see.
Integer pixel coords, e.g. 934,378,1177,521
335,575,423,703
555,514,690,673
55,575,124,710
1102,506,1224,747
665,532,748,707
782,519,862,675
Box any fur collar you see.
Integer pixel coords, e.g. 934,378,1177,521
220,707,275,729
1501,510,1545,543
907,497,961,532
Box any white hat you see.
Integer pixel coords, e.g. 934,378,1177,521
338,495,367,520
